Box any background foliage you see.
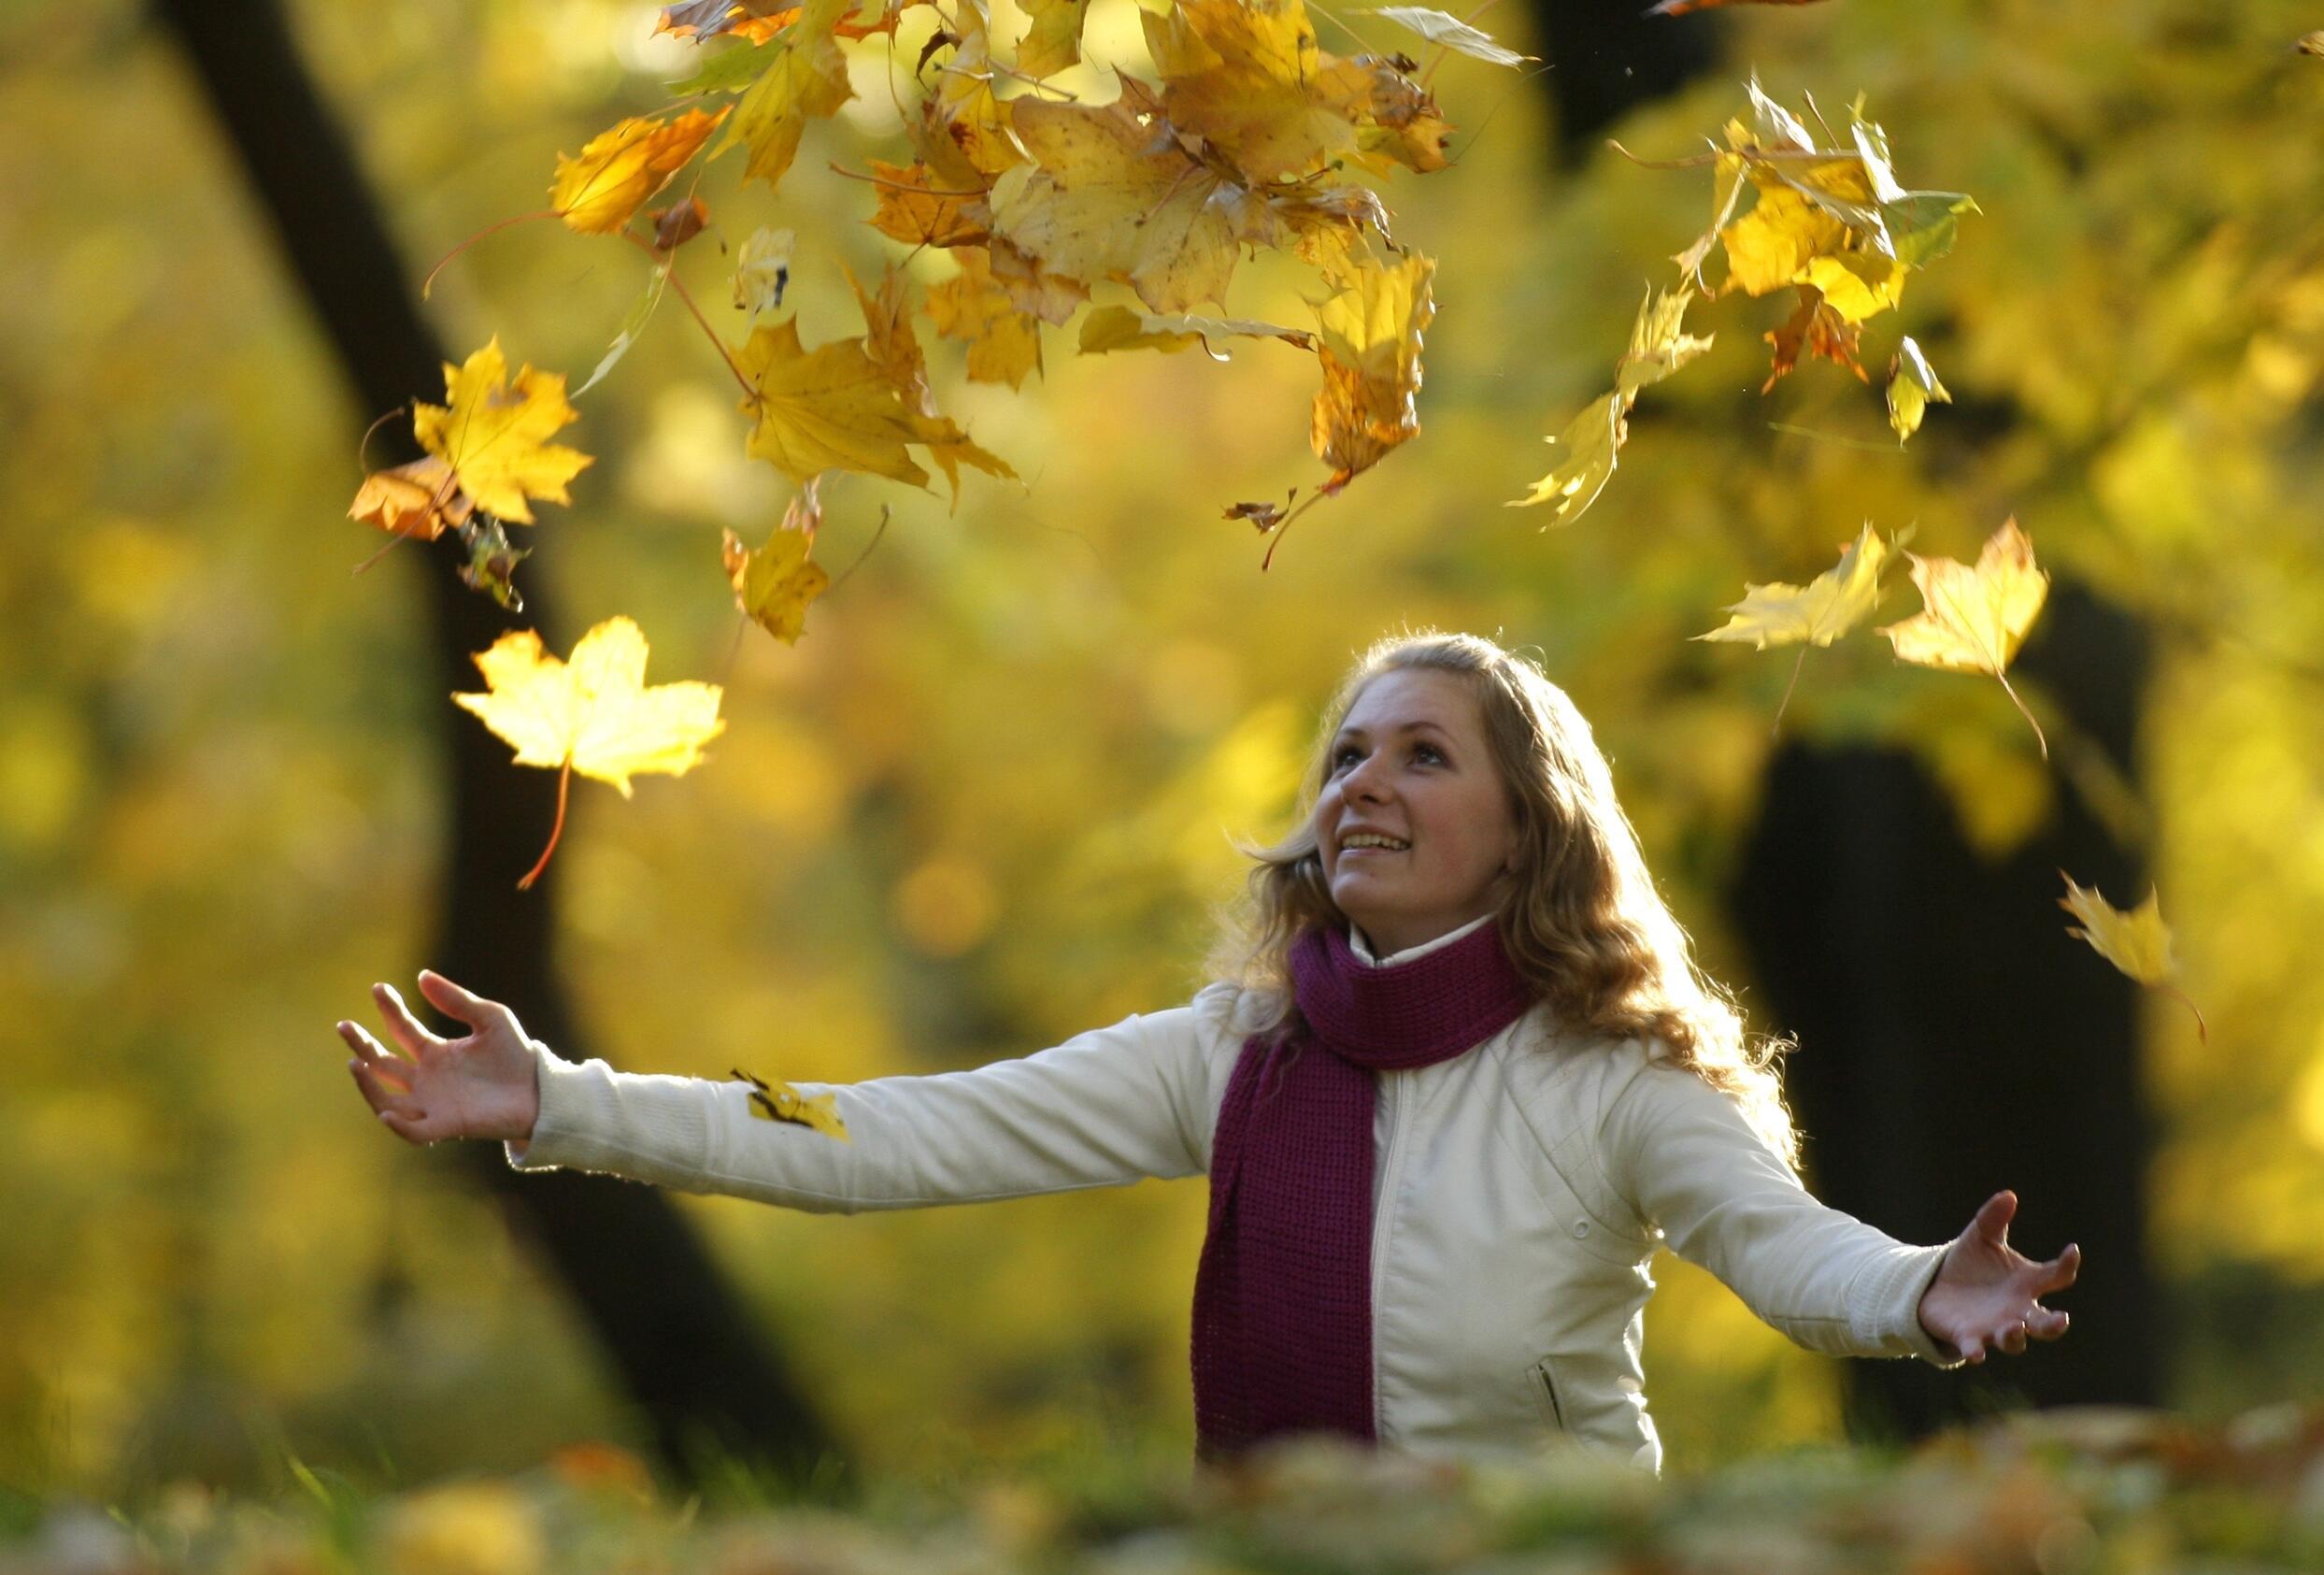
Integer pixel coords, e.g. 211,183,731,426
4,0,2324,1509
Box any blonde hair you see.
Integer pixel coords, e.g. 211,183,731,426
1205,630,1801,1167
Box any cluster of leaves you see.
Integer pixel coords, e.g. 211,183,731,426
21,1402,2324,1572
1511,78,1976,531
345,0,1548,878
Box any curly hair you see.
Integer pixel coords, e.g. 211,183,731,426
1204,629,1802,1167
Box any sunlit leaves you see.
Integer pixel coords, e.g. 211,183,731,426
2059,874,2207,1041
1888,336,1951,444
864,160,990,249
1509,285,1709,524
405,337,592,525
1362,7,1534,68
1078,306,1316,358
452,618,725,888
1309,252,1438,493
349,455,472,541
927,251,1045,388
1878,517,2052,757
990,95,1236,316
715,0,853,190
722,481,829,644
1694,523,1898,726
549,107,727,235
733,226,796,323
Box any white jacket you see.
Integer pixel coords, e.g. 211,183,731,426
505,914,1960,1471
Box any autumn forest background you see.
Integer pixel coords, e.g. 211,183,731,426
7,0,2324,1521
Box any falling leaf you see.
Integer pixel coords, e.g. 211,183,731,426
657,0,785,38
1078,305,1316,359
1226,492,1296,532
1877,517,2051,757
549,107,729,236
990,95,1237,315
2300,30,2324,56
454,515,531,612
1309,253,1438,492
730,1067,851,1140
864,160,990,249
1616,283,1715,398
923,1,1023,179
649,196,710,251
1019,0,1092,77
452,618,725,889
1360,7,1534,67
927,251,1045,387
411,338,593,524
1510,285,1704,524
572,264,675,399
1505,392,1623,524
1693,522,1894,726
2059,873,2207,1041
722,481,829,642
733,226,796,323
1763,286,1867,390
349,454,474,540
715,0,853,191
1888,336,1951,444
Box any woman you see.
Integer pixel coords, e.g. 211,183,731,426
337,631,2078,1470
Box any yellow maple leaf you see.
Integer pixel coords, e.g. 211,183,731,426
549,107,728,236
348,454,474,540
990,96,1235,315
1693,523,1894,727
1887,336,1951,445
1505,391,1623,524
1510,285,1704,524
1310,252,1437,492
452,617,725,888
730,1067,850,1141
411,337,593,524
1018,0,1091,78
2059,873,2207,1041
925,0,1022,179
1076,304,1315,359
864,159,991,249
927,250,1045,388
1877,516,2052,756
722,481,829,643
715,0,853,191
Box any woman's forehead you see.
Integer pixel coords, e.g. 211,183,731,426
1339,669,1483,735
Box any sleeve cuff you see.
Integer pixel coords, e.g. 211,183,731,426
502,1040,609,1173
1847,1239,1963,1367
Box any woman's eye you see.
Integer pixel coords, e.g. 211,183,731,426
1414,743,1445,764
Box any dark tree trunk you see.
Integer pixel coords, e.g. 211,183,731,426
1526,0,1723,164
1729,580,2160,1442
152,0,848,1494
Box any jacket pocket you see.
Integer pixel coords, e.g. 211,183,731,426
1525,1357,1564,1432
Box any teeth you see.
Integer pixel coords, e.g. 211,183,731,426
1343,835,1409,851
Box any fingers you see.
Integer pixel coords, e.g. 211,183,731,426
2046,1241,2082,1291
373,981,447,1060
417,969,509,1034
338,1021,414,1094
341,1022,433,1142
1976,1189,2017,1241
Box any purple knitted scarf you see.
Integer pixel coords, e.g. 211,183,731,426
1190,916,1534,1462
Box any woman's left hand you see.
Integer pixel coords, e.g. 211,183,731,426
1917,1190,2080,1364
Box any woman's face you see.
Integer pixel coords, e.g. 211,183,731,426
1314,667,1520,960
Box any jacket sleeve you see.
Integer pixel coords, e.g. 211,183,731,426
1601,1055,1964,1367
499,1002,1217,1212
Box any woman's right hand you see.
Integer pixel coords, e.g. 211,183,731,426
338,970,542,1146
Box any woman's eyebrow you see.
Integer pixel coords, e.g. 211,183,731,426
1334,720,1455,743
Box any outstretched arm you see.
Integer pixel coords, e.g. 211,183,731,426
338,971,1220,1212
1916,1189,2079,1364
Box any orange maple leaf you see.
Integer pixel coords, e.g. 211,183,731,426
549,107,728,236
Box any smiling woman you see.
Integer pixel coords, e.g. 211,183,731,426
338,629,2079,1473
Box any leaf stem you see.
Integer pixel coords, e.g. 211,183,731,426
1994,670,2049,761
1773,644,1807,734
2158,981,2208,1044
421,209,563,300
622,233,755,396
1260,490,1329,571
518,758,573,892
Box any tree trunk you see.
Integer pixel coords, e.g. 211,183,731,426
1526,0,1723,164
152,0,848,1493
1729,580,2160,1442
